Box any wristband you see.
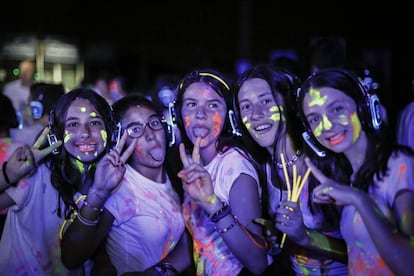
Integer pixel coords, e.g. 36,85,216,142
210,203,231,223
2,161,17,187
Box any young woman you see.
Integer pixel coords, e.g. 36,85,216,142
0,88,115,275
232,64,348,275
297,68,414,275
61,94,193,275
173,69,268,275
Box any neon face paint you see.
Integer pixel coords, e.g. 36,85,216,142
350,112,361,143
212,112,222,138
309,88,328,107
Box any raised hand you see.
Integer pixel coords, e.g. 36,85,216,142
93,131,138,196
177,137,214,206
306,157,359,206
4,127,62,184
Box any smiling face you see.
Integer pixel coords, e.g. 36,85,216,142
238,78,285,153
181,82,227,153
63,98,107,165
121,105,166,172
302,86,363,154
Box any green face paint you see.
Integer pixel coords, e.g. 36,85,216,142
269,105,285,122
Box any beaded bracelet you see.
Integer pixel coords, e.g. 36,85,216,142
210,203,231,223
83,201,104,213
76,211,100,226
215,216,239,234
2,161,17,187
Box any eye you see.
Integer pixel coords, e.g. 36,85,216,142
208,103,218,109
332,104,344,113
240,103,251,113
149,118,162,128
66,121,79,128
262,98,273,105
130,125,143,134
90,119,104,127
307,115,320,126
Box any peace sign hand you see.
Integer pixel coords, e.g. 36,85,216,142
306,158,359,206
4,127,62,184
93,131,138,196
177,137,215,208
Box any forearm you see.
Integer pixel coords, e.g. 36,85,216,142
61,191,109,268
355,195,414,275
296,229,348,263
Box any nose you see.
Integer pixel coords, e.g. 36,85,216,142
250,104,264,120
80,124,91,139
195,106,206,119
144,124,155,141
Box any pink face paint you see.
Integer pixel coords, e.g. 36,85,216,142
184,116,191,128
212,112,222,138
134,145,142,156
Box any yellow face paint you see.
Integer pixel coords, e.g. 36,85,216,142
242,116,251,130
339,114,349,126
64,130,71,144
350,112,361,143
80,107,86,112
269,105,285,122
309,88,328,107
100,130,108,147
75,159,85,173
90,112,97,117
313,114,332,137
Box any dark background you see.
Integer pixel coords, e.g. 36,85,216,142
0,1,411,109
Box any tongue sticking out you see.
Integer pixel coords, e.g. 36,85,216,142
193,128,208,138
149,147,164,161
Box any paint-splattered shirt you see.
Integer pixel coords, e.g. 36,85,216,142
183,147,260,276
342,151,414,275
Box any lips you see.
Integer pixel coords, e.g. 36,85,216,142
327,132,346,146
254,123,272,134
77,142,97,152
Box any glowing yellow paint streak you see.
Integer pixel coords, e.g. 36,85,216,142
350,112,361,143
101,130,108,147
339,114,349,126
90,112,97,117
269,105,285,122
309,88,327,107
80,107,86,112
322,114,332,130
75,159,85,173
212,112,222,138
64,130,71,143
242,116,251,130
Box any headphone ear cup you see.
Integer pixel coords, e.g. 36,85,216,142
228,110,242,136
30,101,44,119
363,94,383,131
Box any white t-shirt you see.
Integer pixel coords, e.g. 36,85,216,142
104,164,184,275
1,163,83,276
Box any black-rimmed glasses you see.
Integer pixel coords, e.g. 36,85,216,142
126,117,164,138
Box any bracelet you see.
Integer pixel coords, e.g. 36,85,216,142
154,262,178,275
215,216,239,234
89,186,110,200
210,203,231,223
2,161,17,187
83,201,104,213
76,211,100,226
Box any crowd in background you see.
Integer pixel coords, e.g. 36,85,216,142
0,35,413,276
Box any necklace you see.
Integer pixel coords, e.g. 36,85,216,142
276,149,302,169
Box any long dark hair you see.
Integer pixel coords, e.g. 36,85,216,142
297,68,411,192
48,88,114,218
233,64,341,225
